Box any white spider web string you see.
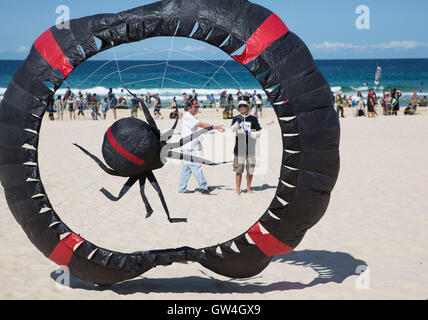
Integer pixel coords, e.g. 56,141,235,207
120,40,243,91
125,38,228,69
201,57,231,90
95,62,167,88
73,49,171,89
64,37,260,114
166,64,224,89
160,35,176,89
113,47,124,86
168,48,243,89
62,79,73,91
123,77,202,89
59,34,249,104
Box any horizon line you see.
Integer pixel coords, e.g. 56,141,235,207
1,57,428,62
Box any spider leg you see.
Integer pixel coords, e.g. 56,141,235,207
140,99,159,132
160,127,215,164
73,143,122,177
139,175,154,218
166,151,232,166
164,126,214,150
146,171,187,223
122,85,159,132
100,177,139,201
160,103,179,143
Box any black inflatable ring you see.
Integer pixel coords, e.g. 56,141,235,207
0,0,340,285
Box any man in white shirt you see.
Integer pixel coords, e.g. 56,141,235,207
179,102,225,194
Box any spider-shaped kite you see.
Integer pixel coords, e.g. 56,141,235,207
74,92,226,223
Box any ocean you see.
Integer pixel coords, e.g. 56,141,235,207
1,58,427,106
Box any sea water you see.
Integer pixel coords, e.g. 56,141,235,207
0,59,427,106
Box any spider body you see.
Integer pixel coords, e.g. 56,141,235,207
102,117,164,177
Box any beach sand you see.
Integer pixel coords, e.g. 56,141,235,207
0,107,427,300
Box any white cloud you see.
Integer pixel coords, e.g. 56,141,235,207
182,45,206,52
17,45,30,53
311,42,354,50
377,41,422,50
310,41,428,51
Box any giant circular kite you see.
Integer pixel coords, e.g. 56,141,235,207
0,0,340,285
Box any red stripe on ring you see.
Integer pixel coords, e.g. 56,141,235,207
233,13,290,65
49,233,84,266
247,223,293,257
106,127,145,166
34,29,74,78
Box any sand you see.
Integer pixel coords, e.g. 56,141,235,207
0,106,427,300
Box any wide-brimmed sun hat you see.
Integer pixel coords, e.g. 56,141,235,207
237,100,250,108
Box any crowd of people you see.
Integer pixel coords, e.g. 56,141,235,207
42,85,428,197
45,86,265,195
48,87,114,121
334,88,427,118
46,87,266,122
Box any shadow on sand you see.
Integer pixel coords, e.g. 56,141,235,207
51,250,367,295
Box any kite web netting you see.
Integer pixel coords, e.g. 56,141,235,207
58,34,253,109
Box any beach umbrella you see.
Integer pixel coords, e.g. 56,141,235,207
0,0,340,285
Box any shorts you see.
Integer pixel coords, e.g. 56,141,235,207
233,155,256,175
131,107,139,117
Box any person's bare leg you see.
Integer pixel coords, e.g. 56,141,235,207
247,174,254,193
236,173,242,195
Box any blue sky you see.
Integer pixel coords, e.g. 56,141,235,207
0,0,427,60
